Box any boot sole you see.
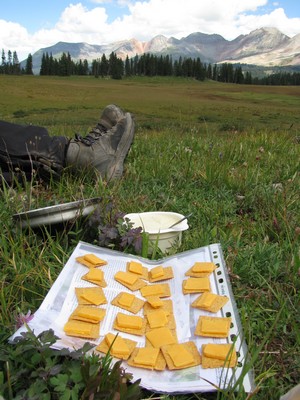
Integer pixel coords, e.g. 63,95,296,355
107,113,135,180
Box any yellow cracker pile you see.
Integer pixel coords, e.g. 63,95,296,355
185,262,217,278
65,252,239,373
195,316,231,338
76,253,107,268
201,343,237,368
63,252,110,340
148,266,174,283
191,292,229,313
111,292,145,314
96,333,137,360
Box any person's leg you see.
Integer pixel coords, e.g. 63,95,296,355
0,120,68,183
0,104,135,183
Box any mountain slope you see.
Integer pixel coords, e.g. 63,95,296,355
28,27,300,73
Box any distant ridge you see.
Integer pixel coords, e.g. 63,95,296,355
27,27,300,74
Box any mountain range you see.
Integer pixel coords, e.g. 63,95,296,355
28,27,300,74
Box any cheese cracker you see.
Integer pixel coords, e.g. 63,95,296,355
201,343,237,368
127,347,166,370
195,316,231,338
126,261,149,280
140,283,171,298
161,341,201,370
63,320,100,339
145,327,178,348
76,254,107,268
182,277,211,294
143,298,174,315
69,305,106,323
114,271,147,291
148,266,174,283
82,268,107,287
113,312,146,336
96,333,137,360
111,292,145,314
185,262,217,278
75,287,107,306
191,292,229,313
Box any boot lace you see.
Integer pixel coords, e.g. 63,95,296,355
89,123,107,137
74,123,107,146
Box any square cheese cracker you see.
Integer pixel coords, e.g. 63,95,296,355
191,292,229,313
161,341,201,370
76,254,107,268
143,298,174,315
140,283,171,298
127,347,166,370
185,262,217,278
111,292,145,314
201,343,237,369
69,305,106,323
126,261,149,280
114,271,147,291
145,327,178,348
194,316,231,338
113,312,146,336
63,320,100,340
145,309,176,331
182,277,211,294
96,333,137,360
148,266,174,283
81,268,107,287
75,287,107,306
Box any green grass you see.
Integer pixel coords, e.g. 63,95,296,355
0,75,300,399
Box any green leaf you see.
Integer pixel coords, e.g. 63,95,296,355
60,387,72,400
50,373,69,392
69,363,83,384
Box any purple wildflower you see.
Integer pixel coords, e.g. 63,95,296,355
15,310,34,328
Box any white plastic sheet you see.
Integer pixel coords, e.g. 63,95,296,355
11,241,255,394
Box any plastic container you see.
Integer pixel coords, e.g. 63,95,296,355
124,211,189,254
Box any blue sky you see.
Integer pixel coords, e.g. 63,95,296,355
1,0,300,60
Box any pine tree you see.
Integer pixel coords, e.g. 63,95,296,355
12,51,20,74
25,54,33,75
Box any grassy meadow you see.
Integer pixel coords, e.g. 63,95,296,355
0,75,299,399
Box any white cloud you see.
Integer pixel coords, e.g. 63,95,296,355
0,0,300,61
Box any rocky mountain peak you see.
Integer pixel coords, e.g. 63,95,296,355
27,27,300,73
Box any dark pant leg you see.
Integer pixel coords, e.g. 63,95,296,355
0,121,69,183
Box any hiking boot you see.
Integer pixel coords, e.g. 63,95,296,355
105,113,135,179
66,112,134,180
88,104,126,138
99,104,125,130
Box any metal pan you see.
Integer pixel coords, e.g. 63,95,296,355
12,197,101,229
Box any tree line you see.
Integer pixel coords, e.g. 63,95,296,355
1,48,300,86
1,49,33,75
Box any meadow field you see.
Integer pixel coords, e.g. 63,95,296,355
0,75,299,399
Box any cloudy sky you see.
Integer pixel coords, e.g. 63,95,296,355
1,0,300,61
